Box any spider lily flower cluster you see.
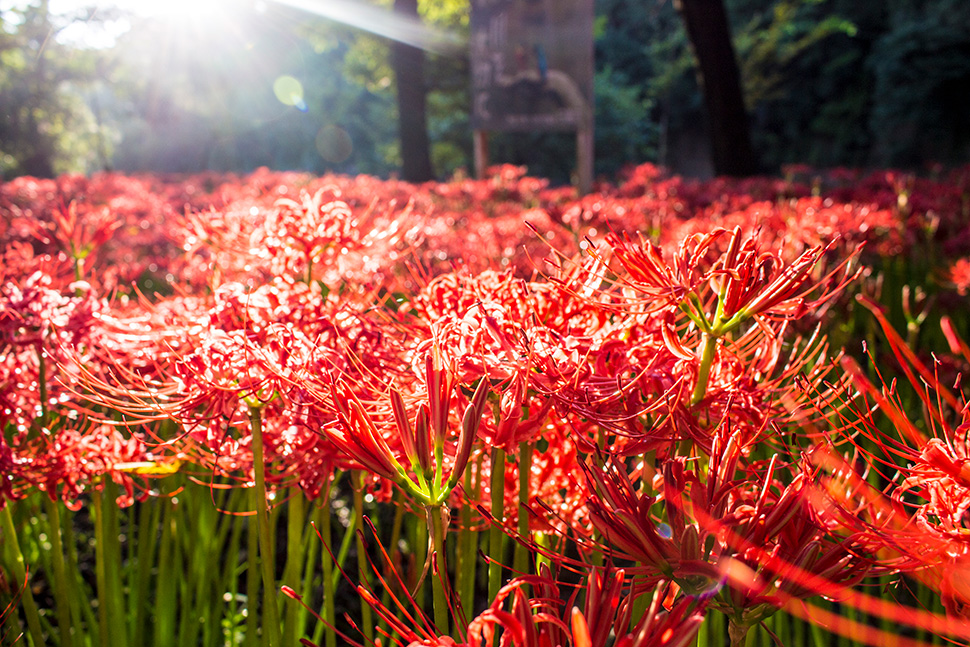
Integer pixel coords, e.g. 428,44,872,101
2,163,970,647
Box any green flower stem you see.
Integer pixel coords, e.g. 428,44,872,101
312,494,337,647
106,486,128,647
92,487,113,647
728,618,750,647
310,495,337,647
331,499,356,591
207,488,241,647
630,587,652,635
61,508,95,639
457,457,479,624
640,449,656,496
132,495,160,647
312,474,340,647
412,511,428,615
774,610,788,647
223,495,246,647
245,496,260,647
808,605,827,647
298,504,320,643
249,405,282,647
42,497,75,647
353,471,374,644
691,332,720,406
488,447,506,607
34,349,75,645
429,504,451,637
533,530,553,581
513,440,533,584
696,612,709,647
282,490,307,647
380,494,407,639
0,503,45,647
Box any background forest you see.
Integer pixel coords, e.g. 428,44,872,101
2,0,969,183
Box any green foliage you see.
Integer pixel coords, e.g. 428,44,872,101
4,0,970,181
109,5,399,175
730,0,874,169
734,0,857,106
869,6,970,165
592,67,658,178
0,2,111,178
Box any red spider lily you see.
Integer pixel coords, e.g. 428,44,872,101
0,436,18,506
582,424,878,636
551,225,859,460
323,352,489,504
795,299,970,617
948,257,970,296
595,228,727,312
17,422,151,509
48,202,121,276
319,564,705,647
592,225,859,340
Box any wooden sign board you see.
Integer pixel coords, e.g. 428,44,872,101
470,0,595,191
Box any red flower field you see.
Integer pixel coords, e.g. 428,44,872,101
3,163,970,647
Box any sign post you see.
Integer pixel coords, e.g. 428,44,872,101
469,0,595,193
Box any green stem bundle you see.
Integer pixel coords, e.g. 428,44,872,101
249,405,282,647
0,503,45,647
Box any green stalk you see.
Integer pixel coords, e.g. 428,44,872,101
180,490,216,647
42,497,75,647
488,447,506,606
154,492,177,647
0,503,45,647
174,506,189,647
245,498,260,647
31,349,74,645
808,605,827,647
513,441,533,583
691,332,720,406
311,483,337,647
839,600,853,647
93,488,113,647
132,495,161,647
282,490,307,647
331,500,357,591
712,611,726,647
728,618,749,647
222,493,246,647
354,471,374,644
429,505,450,637
298,503,319,640
457,458,479,623
379,494,407,638
411,509,428,616
249,405,282,647
775,609,788,647
207,487,240,647
61,511,95,640
630,587,651,635
103,484,128,647
696,613,709,647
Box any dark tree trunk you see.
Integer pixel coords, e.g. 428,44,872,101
675,0,758,177
391,0,434,182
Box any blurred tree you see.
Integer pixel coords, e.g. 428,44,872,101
391,0,434,182
0,0,111,178
598,0,881,174
108,2,400,175
674,0,758,176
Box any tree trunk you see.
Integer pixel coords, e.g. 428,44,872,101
391,0,434,182
674,0,758,177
